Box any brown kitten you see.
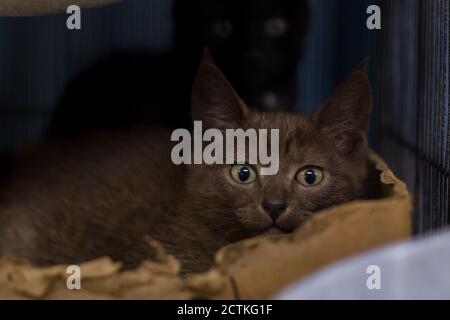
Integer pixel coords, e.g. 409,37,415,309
0,55,372,274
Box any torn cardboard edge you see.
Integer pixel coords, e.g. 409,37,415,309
0,150,412,299
0,0,122,16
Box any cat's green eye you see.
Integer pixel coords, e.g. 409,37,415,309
296,167,324,187
213,19,233,38
265,17,288,37
230,165,257,184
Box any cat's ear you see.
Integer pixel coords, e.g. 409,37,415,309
191,49,249,129
315,59,372,153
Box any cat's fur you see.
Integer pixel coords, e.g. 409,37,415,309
0,55,373,274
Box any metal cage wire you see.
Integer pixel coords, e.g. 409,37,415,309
375,0,450,233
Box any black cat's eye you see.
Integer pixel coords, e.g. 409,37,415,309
264,17,288,37
212,19,233,38
230,165,257,184
296,167,324,187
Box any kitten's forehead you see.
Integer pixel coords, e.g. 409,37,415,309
249,111,316,141
248,110,330,164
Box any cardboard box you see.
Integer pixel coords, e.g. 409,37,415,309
0,151,411,299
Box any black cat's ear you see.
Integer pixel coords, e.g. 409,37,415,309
315,59,372,153
191,49,249,129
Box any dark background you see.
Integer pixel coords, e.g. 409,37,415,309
0,0,448,233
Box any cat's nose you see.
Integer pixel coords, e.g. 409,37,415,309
263,200,287,221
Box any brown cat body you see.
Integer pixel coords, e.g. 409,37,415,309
0,56,373,274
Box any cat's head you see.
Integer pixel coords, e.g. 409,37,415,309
174,0,309,110
185,53,372,236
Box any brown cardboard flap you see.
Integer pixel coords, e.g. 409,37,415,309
0,0,122,16
0,151,412,299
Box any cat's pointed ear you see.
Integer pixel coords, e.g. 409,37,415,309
356,57,369,73
315,59,372,153
202,47,215,64
191,49,249,129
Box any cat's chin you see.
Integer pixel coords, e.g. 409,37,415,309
261,227,289,236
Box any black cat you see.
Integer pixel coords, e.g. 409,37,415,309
174,0,309,111
46,0,309,137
